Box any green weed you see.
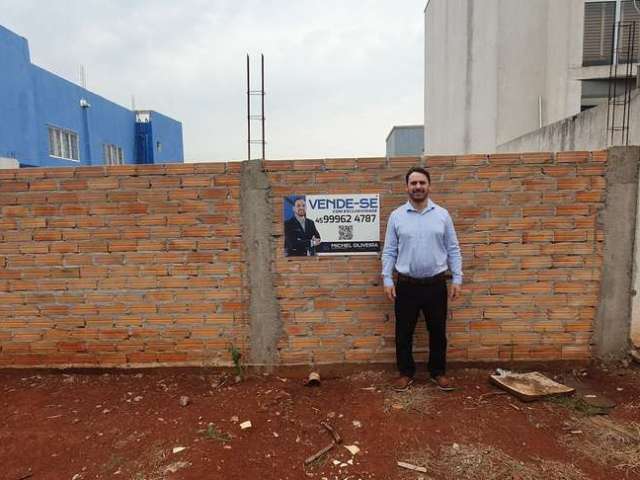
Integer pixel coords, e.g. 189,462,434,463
549,395,611,416
204,423,231,443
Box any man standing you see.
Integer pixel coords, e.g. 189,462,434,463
381,167,462,392
284,196,321,256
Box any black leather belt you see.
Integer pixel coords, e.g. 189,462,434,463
396,271,446,285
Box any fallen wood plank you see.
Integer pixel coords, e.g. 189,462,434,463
304,441,335,465
489,370,574,402
321,421,342,444
397,461,427,473
478,391,507,400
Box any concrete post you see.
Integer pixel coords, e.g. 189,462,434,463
631,146,640,348
594,147,640,358
240,160,281,367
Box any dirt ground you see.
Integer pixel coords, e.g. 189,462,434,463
1,362,639,480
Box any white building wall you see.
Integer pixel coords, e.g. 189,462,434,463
545,0,584,126
0,157,19,169
495,0,548,146
497,89,640,152
425,0,470,154
425,0,585,155
468,0,499,152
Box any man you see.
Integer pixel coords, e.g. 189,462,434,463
381,167,462,392
284,196,321,256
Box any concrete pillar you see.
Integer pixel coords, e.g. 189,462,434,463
594,147,640,358
239,160,281,367
631,147,640,348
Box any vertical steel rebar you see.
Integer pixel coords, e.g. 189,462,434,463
261,54,265,161
607,19,637,145
625,22,636,146
606,22,616,145
614,24,629,145
247,54,251,161
623,24,631,145
247,54,266,160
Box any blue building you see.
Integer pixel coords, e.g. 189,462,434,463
385,125,424,157
0,25,183,168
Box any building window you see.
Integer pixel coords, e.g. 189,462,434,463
156,141,162,153
103,144,124,165
583,1,616,66
48,126,80,161
583,0,640,66
620,0,640,63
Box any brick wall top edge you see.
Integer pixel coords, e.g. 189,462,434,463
0,151,608,181
387,156,421,161
0,159,232,178
0,162,241,179
388,157,421,168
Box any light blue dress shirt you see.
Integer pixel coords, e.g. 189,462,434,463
381,199,463,287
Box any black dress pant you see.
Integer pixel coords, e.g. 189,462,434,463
394,276,448,379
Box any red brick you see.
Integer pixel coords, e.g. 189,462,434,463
521,152,553,164
523,230,553,242
556,151,589,163
557,178,590,190
590,176,605,190
213,176,240,186
521,256,552,269
0,181,29,192
556,204,589,216
453,154,487,166
575,191,603,202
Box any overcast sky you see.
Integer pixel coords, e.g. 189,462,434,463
3,1,425,162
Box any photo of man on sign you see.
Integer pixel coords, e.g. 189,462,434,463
283,195,321,257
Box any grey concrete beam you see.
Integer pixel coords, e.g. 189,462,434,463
240,160,281,367
594,147,640,358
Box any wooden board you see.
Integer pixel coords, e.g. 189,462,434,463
489,371,575,402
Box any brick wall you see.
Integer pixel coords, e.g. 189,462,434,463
0,151,606,367
0,163,248,367
267,151,605,365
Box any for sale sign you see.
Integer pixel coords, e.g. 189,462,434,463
283,194,380,256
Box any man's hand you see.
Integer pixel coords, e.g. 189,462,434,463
311,236,321,247
384,284,396,302
449,283,462,301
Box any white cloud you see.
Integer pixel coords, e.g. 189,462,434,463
2,0,425,162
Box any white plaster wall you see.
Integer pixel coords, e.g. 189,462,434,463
425,0,471,154
545,0,584,125
469,0,498,152
497,89,640,152
0,157,19,169
495,0,547,146
424,0,585,154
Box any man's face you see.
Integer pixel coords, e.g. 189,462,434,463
406,172,430,202
294,199,306,217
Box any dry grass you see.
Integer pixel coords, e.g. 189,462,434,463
562,416,640,475
398,444,588,480
383,385,433,414
347,369,387,383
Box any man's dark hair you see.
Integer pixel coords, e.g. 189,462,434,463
405,167,431,184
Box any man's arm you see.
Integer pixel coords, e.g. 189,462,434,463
284,219,300,255
284,220,293,253
381,213,398,300
309,219,321,246
444,212,463,299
